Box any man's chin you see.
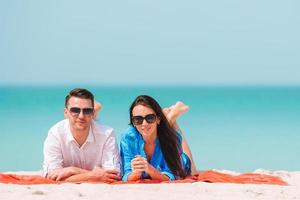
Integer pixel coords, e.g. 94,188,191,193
75,123,89,130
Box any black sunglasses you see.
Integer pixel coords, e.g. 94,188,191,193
69,107,94,116
132,114,157,125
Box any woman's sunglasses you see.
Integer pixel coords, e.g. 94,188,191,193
132,113,157,125
69,107,94,116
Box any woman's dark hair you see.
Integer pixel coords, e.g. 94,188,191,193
129,95,186,179
65,88,94,108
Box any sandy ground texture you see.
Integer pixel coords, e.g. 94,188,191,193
1,170,300,200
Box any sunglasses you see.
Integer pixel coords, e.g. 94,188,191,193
132,114,157,125
69,107,94,116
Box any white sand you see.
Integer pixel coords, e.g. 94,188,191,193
1,170,300,200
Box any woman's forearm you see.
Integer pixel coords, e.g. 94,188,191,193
127,171,143,181
146,165,170,181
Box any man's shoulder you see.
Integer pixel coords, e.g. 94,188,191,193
48,119,69,136
91,121,114,137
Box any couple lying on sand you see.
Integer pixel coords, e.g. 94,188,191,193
43,88,197,183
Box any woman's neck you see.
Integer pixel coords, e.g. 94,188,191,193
143,138,156,162
142,131,157,145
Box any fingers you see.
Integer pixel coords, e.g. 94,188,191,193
47,173,57,180
56,174,63,181
47,170,59,180
48,168,121,182
48,171,64,181
106,172,121,181
105,177,119,183
101,169,121,182
105,169,119,175
132,165,145,172
131,155,146,163
48,172,63,181
131,156,148,172
132,156,147,164
131,159,146,166
46,168,74,181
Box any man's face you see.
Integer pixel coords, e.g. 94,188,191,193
64,97,94,132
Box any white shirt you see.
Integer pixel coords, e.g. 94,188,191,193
43,119,120,176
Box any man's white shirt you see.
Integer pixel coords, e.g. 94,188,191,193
43,119,120,176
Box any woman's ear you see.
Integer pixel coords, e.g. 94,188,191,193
157,117,161,125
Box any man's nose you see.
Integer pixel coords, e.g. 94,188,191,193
78,110,85,118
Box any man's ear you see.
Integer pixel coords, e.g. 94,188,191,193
64,108,68,118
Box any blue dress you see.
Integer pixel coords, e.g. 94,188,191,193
120,126,191,181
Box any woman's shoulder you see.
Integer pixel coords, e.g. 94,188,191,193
121,126,140,141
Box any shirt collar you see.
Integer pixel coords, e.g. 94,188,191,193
86,127,94,143
66,122,94,144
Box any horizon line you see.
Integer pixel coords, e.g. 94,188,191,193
1,83,300,88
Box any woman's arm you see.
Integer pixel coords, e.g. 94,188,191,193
146,164,170,181
129,155,170,181
120,131,140,181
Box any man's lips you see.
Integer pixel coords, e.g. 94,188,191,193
76,120,87,124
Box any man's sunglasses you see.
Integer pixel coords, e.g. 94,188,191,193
132,114,157,125
69,107,94,116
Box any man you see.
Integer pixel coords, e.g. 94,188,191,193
43,88,120,182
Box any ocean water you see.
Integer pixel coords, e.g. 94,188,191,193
0,86,299,172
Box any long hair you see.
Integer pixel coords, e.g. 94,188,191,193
129,95,186,179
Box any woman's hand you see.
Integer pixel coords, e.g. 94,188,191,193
131,155,149,173
129,155,170,181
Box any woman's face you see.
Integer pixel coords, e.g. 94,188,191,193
132,104,160,140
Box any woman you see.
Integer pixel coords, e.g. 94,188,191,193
120,95,197,181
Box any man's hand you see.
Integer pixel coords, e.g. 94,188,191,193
92,167,120,183
47,167,79,181
47,166,120,183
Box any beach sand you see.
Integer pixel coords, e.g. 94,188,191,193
1,170,300,200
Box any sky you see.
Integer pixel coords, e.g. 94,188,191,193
0,0,299,86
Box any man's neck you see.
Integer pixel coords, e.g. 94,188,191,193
70,127,90,147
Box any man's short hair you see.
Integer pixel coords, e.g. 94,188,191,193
65,88,94,108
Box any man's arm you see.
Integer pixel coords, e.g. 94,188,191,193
43,132,65,178
63,129,122,183
43,131,90,181
52,130,121,182
46,167,88,181
46,166,120,182
101,130,121,172
64,167,120,183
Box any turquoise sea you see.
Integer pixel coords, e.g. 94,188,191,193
0,86,299,172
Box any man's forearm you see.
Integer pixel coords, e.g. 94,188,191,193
64,171,98,182
64,167,120,183
46,167,89,181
